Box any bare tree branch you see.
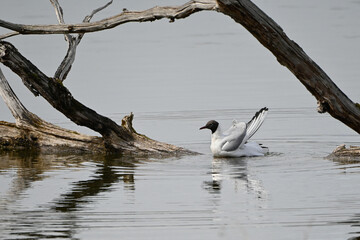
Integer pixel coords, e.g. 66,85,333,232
54,37,76,81
0,66,105,153
0,31,20,40
0,41,132,140
77,0,113,44
82,0,113,24
0,67,36,125
217,0,360,134
50,0,65,24
49,0,72,41
0,41,193,155
51,0,113,81
50,0,76,81
0,0,218,36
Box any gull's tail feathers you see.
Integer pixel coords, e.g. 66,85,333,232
244,107,268,142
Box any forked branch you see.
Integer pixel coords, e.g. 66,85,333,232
50,0,113,81
0,0,218,37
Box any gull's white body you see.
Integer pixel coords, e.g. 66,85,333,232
210,124,268,157
202,108,269,158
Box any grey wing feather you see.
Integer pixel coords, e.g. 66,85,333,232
220,108,268,151
221,122,247,151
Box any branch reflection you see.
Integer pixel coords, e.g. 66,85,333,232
52,156,136,212
0,152,142,239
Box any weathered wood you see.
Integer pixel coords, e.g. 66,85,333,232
327,144,360,163
0,0,218,37
0,41,131,141
0,61,105,153
50,0,77,81
216,0,360,134
0,66,104,153
332,145,360,157
0,120,104,153
0,41,193,156
0,112,192,156
0,68,28,124
0,32,19,40
51,0,113,81
0,67,44,127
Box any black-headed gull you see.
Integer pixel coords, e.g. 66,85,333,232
200,107,269,157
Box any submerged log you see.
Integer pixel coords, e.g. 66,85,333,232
327,144,360,163
0,113,191,156
0,120,103,153
332,145,360,157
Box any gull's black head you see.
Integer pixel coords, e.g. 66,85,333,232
199,120,219,134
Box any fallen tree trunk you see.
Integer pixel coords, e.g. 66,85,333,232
0,41,193,156
0,113,183,155
0,66,104,153
0,121,104,153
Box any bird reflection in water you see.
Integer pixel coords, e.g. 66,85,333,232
203,157,267,200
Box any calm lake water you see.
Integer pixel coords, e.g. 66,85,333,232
1,0,360,239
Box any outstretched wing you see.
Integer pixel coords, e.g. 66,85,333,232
220,107,268,152
241,107,268,147
221,121,247,151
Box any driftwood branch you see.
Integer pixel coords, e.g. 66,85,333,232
0,67,105,154
82,0,113,24
0,0,218,37
0,1,195,155
50,0,76,82
50,0,113,81
216,0,360,134
76,0,113,44
0,41,192,155
0,31,20,40
328,144,360,162
0,41,132,140
54,36,76,81
0,67,38,125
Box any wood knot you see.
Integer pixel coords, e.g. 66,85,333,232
0,44,8,58
317,100,329,114
67,25,74,32
356,103,360,110
333,144,346,153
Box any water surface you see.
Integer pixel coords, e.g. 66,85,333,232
1,108,360,239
